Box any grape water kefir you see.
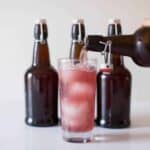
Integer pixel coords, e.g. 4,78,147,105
58,59,97,143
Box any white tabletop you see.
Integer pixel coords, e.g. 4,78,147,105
1,100,150,150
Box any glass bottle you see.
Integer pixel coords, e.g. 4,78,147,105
96,19,132,128
24,19,58,126
85,19,150,67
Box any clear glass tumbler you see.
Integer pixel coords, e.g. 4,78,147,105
58,58,97,143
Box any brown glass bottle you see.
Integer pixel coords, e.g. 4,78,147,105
24,19,58,126
69,19,85,59
96,19,132,128
85,20,150,67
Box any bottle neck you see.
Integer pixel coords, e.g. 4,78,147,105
72,39,84,44
70,21,85,59
108,22,124,67
32,40,50,67
111,54,124,67
70,40,84,59
107,22,123,67
85,35,135,57
106,35,135,57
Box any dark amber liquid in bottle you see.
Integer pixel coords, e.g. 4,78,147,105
96,21,132,128
70,41,84,59
24,20,58,126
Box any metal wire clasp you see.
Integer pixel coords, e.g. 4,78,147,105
99,40,112,66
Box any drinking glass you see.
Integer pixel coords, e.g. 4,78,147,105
58,58,97,143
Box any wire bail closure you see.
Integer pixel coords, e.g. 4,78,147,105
99,40,112,67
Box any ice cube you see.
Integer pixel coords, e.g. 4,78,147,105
59,69,79,84
61,98,90,117
75,61,96,72
61,99,94,132
68,82,95,102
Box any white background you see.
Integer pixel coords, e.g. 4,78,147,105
0,0,149,103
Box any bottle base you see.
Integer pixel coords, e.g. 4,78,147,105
25,117,58,127
96,119,130,129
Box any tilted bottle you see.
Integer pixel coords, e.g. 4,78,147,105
96,19,132,128
85,19,150,67
24,19,58,126
69,19,85,59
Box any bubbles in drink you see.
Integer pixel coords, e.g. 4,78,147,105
68,82,94,102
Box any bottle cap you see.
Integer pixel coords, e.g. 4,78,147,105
72,18,84,24
108,18,121,25
71,19,85,42
108,19,122,36
34,18,48,42
35,18,47,24
142,18,150,27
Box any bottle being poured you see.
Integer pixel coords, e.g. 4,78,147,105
85,18,150,67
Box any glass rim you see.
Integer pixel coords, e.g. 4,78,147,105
57,58,97,63
57,58,97,71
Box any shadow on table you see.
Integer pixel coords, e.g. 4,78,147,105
92,132,150,143
131,113,150,128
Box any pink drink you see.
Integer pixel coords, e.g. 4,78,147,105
59,62,96,133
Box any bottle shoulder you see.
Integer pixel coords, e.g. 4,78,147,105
25,65,58,77
113,66,131,75
97,66,131,79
